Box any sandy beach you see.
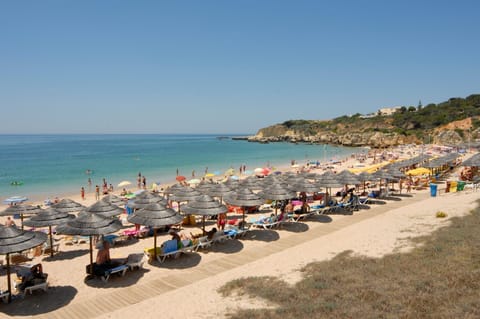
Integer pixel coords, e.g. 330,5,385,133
0,146,477,318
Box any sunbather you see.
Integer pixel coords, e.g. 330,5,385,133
94,241,125,275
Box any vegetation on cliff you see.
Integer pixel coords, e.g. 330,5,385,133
255,94,480,146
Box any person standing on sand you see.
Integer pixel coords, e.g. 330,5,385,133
81,187,85,200
95,185,100,200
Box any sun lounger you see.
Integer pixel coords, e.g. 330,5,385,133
23,281,49,296
224,224,251,239
0,291,9,303
145,239,194,263
100,264,129,282
251,216,280,230
193,236,213,251
211,231,229,244
126,253,145,270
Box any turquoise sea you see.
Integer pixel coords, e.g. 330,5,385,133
0,134,363,202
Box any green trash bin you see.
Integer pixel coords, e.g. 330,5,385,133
457,181,466,191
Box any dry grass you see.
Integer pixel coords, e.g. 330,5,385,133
219,201,480,319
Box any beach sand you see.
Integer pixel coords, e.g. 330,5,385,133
0,147,476,318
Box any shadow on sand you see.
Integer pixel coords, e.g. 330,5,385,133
42,248,90,262
209,239,244,254
243,229,280,242
279,222,309,233
155,252,202,270
1,285,77,316
84,267,149,288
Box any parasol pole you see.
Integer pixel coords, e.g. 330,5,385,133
89,235,93,275
49,225,54,258
6,253,11,303
202,216,206,235
153,228,158,261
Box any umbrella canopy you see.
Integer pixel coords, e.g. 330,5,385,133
176,175,186,182
182,195,228,233
258,184,297,215
127,203,183,261
81,200,124,218
238,177,264,191
223,178,240,189
51,198,85,213
207,183,235,202
0,204,44,230
169,186,203,203
117,181,132,187
187,178,201,185
56,212,122,275
127,203,182,227
195,180,215,194
405,167,431,176
336,170,361,185
224,188,264,227
181,195,228,216
127,196,167,209
289,180,321,193
3,196,28,205
0,225,47,302
23,207,75,257
356,171,373,182
101,194,125,206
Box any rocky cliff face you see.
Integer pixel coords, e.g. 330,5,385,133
250,122,476,148
250,128,420,147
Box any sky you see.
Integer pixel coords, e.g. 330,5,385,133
1,0,479,134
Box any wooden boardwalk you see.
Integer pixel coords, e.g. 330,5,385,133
21,192,430,319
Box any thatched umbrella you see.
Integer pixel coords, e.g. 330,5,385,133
207,183,235,203
182,195,228,234
127,192,167,209
0,225,47,302
258,184,297,215
101,194,125,207
80,200,124,218
23,208,74,257
51,198,85,213
316,172,343,206
56,212,122,276
0,205,43,230
169,186,203,212
127,203,182,261
224,188,264,228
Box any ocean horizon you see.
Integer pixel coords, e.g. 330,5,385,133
0,134,364,202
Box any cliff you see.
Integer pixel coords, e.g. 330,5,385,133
248,94,480,148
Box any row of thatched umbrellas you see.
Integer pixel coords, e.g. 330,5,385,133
0,158,450,302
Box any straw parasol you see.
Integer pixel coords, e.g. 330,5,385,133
0,225,47,302
56,212,122,276
127,192,167,209
224,188,264,228
80,200,124,218
51,198,85,213
101,194,125,207
0,204,44,230
182,195,228,234
23,207,75,257
127,203,183,261
206,183,235,203
169,186,203,212
316,172,343,206
258,184,297,215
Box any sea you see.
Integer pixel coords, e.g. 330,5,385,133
0,134,364,202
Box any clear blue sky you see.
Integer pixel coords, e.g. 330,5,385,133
1,0,479,134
